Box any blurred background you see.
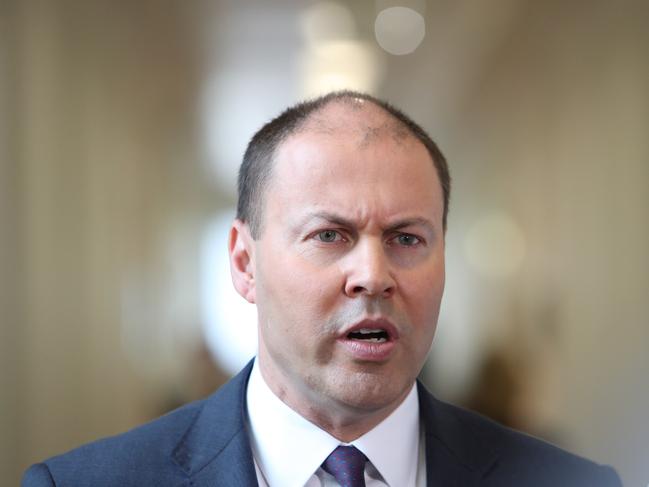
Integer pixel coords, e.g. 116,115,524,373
1,0,648,485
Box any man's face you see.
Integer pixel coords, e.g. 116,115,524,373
233,105,445,422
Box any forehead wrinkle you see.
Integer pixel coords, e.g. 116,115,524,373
294,210,356,230
296,209,435,234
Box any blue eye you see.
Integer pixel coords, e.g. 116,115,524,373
316,230,341,242
396,234,420,246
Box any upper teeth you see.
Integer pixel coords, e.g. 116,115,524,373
357,328,384,334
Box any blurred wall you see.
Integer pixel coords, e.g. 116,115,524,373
1,1,215,483
435,3,649,480
1,1,648,485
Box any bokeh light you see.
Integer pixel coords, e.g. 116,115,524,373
464,212,527,278
374,7,426,55
298,2,384,97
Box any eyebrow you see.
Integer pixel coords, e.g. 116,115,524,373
301,211,436,235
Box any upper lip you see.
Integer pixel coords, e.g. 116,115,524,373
340,318,399,340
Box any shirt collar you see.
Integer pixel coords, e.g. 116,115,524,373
246,359,420,487
354,381,420,486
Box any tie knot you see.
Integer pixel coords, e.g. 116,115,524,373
322,445,368,487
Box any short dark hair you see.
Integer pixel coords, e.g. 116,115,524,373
237,90,451,238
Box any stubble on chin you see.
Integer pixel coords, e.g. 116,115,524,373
306,359,414,415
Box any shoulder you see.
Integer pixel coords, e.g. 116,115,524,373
418,384,622,486
22,362,254,487
23,398,205,487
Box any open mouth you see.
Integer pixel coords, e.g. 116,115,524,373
340,320,397,360
347,328,390,343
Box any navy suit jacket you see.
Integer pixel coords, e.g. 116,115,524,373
23,361,622,486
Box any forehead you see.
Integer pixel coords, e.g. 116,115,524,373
275,101,434,181
264,102,443,225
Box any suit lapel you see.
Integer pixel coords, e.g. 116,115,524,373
172,361,258,487
418,382,499,486
188,429,258,487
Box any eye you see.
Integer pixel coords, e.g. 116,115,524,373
394,233,421,246
315,230,343,243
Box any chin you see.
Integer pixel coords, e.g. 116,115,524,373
328,370,411,413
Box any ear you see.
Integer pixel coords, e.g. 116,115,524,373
228,219,256,303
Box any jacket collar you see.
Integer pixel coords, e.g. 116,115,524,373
171,360,258,486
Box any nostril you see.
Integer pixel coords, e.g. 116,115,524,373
352,286,365,294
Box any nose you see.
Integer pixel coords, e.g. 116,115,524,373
343,238,396,299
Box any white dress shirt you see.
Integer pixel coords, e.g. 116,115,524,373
245,359,427,487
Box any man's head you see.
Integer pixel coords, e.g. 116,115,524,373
229,92,449,439
236,90,451,239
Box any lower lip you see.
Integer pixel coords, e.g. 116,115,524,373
337,338,396,361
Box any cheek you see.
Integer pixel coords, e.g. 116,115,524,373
422,256,445,303
256,255,340,337
264,250,340,305
400,266,445,328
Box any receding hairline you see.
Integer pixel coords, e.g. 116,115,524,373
282,96,419,146
266,98,435,190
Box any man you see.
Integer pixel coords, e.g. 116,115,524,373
23,91,622,486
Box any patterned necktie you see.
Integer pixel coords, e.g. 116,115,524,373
322,445,368,487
